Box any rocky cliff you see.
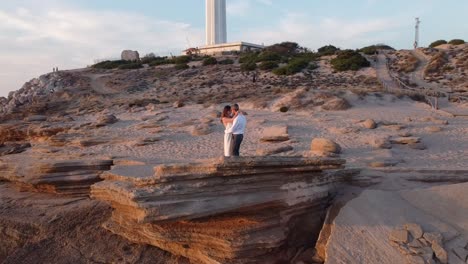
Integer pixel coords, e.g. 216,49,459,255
91,156,359,264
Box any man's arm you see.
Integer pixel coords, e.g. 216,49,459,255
225,116,239,133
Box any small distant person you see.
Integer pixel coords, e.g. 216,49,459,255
225,104,247,156
221,105,235,157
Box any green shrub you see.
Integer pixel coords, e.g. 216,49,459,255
148,57,174,67
359,45,395,55
318,45,339,56
118,63,143,69
218,59,234,65
174,55,191,64
331,50,370,71
272,66,288,75
256,51,282,62
265,42,300,56
239,53,258,63
448,39,465,45
287,58,310,73
92,60,129,69
174,63,189,70
308,62,319,70
240,62,257,71
202,57,218,66
429,40,448,48
259,61,279,70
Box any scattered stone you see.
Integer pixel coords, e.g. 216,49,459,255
424,232,443,245
432,241,448,264
426,126,443,133
256,145,293,156
173,101,184,108
134,137,161,146
418,238,431,247
362,119,377,129
405,223,424,239
408,142,427,150
260,126,289,142
311,138,342,154
383,124,406,131
190,124,212,136
368,159,401,168
321,98,351,111
390,229,410,243
121,50,140,61
0,142,32,156
95,114,118,127
369,137,392,149
24,115,47,122
399,131,412,137
390,137,421,144
408,239,423,248
79,137,111,147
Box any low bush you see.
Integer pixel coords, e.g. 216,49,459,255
174,63,190,70
272,66,288,75
429,40,447,48
239,53,258,63
92,60,129,69
331,50,370,71
240,62,257,71
256,51,282,62
202,57,218,66
448,39,465,45
359,44,395,55
286,58,310,73
149,58,174,66
259,61,279,70
308,62,319,70
118,63,143,70
218,59,234,65
265,42,300,56
174,55,191,64
317,45,339,56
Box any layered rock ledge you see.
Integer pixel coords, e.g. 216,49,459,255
0,157,113,196
91,156,359,264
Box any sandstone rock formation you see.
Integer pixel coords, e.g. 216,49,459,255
121,50,140,61
260,125,289,142
0,156,113,196
362,119,377,129
316,182,468,264
311,138,342,155
92,156,359,264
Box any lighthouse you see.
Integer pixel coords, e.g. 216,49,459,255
206,0,227,45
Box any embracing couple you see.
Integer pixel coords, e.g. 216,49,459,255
221,103,247,157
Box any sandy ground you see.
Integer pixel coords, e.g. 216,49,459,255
48,94,467,170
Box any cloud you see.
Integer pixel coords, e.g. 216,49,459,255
0,7,204,96
237,13,405,50
227,0,273,16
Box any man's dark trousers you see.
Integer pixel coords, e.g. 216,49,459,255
232,134,244,156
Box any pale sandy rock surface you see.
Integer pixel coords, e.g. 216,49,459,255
319,183,468,264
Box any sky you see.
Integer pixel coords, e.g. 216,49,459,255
0,0,467,97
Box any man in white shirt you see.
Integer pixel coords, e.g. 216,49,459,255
225,103,247,156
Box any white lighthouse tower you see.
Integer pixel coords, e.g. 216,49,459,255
186,0,263,55
206,0,227,45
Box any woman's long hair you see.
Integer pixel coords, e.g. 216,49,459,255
221,105,231,124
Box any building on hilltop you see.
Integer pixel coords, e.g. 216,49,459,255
183,0,264,55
